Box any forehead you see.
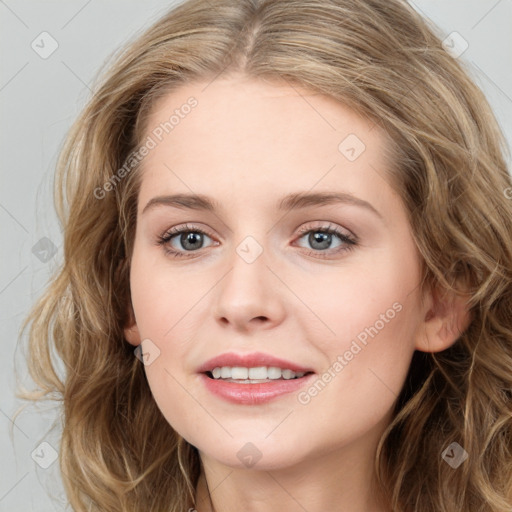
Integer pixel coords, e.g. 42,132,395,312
136,75,397,216
143,74,384,146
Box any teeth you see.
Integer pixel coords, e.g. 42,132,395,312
248,366,267,379
231,367,248,379
267,366,282,379
282,369,295,379
210,366,306,381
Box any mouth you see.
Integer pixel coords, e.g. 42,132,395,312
197,352,316,404
203,366,315,384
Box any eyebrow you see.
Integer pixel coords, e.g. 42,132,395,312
142,191,383,219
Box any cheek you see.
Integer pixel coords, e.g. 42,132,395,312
297,254,422,404
129,245,203,340
128,251,210,435
144,362,206,442
291,285,420,455
297,254,420,354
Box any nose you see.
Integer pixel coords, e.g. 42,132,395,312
212,242,286,333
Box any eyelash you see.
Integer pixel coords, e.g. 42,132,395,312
156,222,358,259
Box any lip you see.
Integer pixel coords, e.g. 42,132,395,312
199,373,316,405
197,351,314,374
197,351,316,405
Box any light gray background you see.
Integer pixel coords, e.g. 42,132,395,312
1,1,511,510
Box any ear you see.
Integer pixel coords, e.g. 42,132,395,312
415,283,472,353
124,305,142,347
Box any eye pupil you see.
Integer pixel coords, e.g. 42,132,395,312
309,231,332,250
181,232,203,250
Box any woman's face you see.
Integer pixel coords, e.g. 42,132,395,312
124,74,434,470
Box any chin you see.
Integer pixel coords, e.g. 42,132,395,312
194,432,314,471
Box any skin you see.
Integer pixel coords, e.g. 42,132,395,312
124,73,471,512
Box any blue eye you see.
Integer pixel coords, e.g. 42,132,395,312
156,223,215,258
156,222,357,259
294,223,357,258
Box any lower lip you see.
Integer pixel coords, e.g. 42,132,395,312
199,373,315,405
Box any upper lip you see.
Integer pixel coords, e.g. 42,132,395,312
197,352,315,374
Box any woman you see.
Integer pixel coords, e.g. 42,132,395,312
19,0,512,510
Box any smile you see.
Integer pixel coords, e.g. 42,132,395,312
197,351,316,404
208,365,308,382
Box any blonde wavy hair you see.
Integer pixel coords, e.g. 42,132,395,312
16,0,512,510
